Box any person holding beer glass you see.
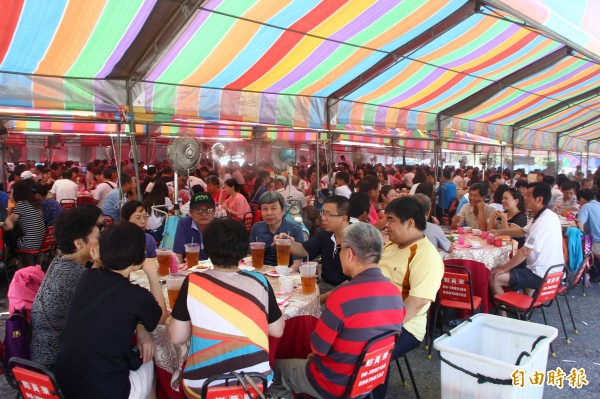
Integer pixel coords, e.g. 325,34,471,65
249,191,305,268
168,218,285,397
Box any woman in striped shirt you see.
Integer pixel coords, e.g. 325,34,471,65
7,181,46,265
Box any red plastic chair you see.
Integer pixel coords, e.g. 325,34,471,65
494,264,564,357
14,226,56,269
556,252,592,344
242,211,254,233
200,372,267,399
59,199,76,209
442,259,490,312
344,330,398,399
9,357,65,399
427,265,481,359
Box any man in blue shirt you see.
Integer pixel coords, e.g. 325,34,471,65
576,189,600,282
249,191,304,266
173,193,215,263
100,173,133,222
436,169,457,216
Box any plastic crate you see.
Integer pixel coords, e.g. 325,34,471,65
434,314,557,399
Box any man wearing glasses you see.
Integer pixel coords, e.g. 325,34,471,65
274,196,350,300
173,193,215,263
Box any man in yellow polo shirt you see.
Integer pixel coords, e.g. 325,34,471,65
373,196,444,399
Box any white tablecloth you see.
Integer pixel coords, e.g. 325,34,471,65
444,234,512,270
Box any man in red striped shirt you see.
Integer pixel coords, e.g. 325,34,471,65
272,223,405,399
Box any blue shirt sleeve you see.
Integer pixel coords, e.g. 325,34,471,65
290,223,305,260
173,218,187,257
578,203,589,224
146,234,157,258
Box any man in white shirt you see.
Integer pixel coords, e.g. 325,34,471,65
402,165,415,188
552,180,579,214
333,172,352,199
50,170,78,203
276,176,307,208
93,169,117,208
489,183,564,295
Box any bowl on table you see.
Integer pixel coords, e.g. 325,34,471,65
275,266,291,276
471,229,481,236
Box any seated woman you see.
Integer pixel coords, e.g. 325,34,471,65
144,181,173,242
55,222,166,399
168,218,285,397
5,181,46,265
121,200,158,262
487,188,528,268
221,178,251,220
30,207,101,369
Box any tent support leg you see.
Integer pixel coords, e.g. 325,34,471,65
127,83,143,200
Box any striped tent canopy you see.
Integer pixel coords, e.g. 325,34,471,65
1,0,599,154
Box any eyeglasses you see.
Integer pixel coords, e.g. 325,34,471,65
96,221,107,231
319,210,343,218
193,208,215,215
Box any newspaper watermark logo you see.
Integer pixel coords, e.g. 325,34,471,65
512,367,588,389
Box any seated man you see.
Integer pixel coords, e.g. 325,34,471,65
451,183,494,230
272,223,405,399
249,191,304,266
333,171,352,199
100,173,134,222
274,196,350,298
489,183,564,298
414,193,453,254
173,193,215,263
373,197,444,399
169,218,285,397
348,192,371,224
553,180,579,214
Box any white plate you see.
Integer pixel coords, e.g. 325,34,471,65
238,265,255,272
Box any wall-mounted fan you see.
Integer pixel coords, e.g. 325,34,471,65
271,140,296,172
351,148,365,165
105,146,114,160
167,132,204,213
459,155,468,167
211,142,226,164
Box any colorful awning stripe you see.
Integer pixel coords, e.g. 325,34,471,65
0,0,599,154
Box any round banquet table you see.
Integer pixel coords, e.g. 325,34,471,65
444,233,512,270
132,265,321,399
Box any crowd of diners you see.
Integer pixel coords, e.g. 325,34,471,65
3,156,599,398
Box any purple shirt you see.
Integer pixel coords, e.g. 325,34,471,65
145,233,157,258
172,216,207,261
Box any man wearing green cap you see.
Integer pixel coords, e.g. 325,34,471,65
173,193,215,263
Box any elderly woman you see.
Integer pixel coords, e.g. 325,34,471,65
121,200,157,262
169,218,285,397
249,191,304,266
30,207,101,368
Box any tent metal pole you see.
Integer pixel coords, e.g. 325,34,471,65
510,127,515,182
556,134,560,177
587,141,591,176
145,136,151,164
126,83,143,200
116,122,123,206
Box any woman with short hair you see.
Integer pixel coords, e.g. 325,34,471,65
221,178,251,220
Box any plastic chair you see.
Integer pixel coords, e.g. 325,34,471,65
343,330,398,399
59,199,76,209
394,355,420,399
14,226,56,269
556,252,593,344
200,371,267,399
9,357,65,399
242,211,254,233
443,259,490,312
427,265,481,359
494,264,564,357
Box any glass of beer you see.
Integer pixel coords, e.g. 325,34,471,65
250,242,265,269
275,238,291,266
184,243,200,269
299,262,317,294
166,274,185,309
156,248,173,277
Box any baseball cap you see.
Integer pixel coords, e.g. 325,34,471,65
20,171,37,180
190,193,215,209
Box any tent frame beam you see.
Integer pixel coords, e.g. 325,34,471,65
325,0,477,107
514,86,600,129
439,46,571,117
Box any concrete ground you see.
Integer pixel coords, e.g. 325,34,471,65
0,277,598,398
